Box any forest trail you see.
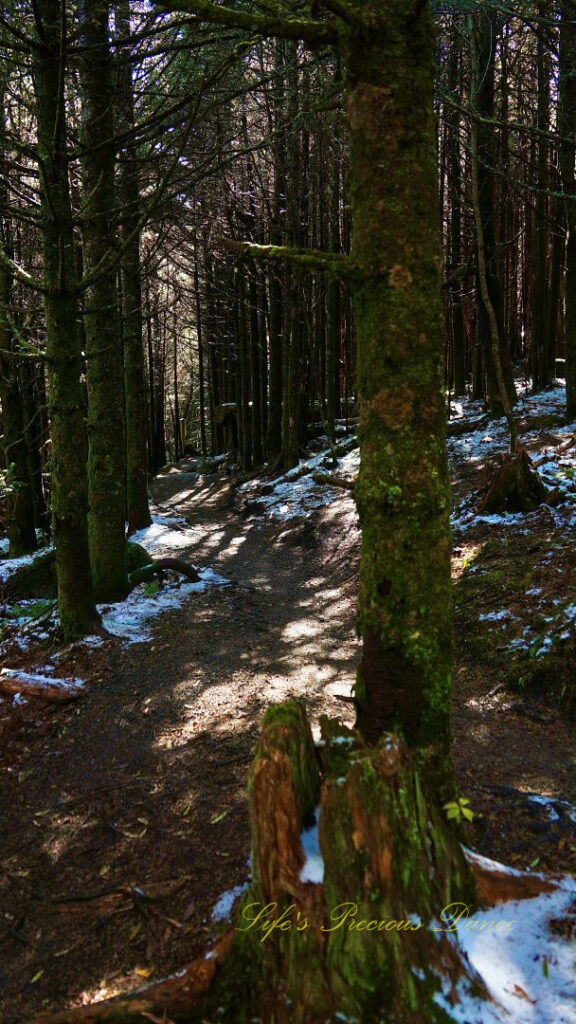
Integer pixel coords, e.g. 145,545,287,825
0,462,360,1022
1,452,575,1022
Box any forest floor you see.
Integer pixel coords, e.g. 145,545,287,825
1,387,576,1022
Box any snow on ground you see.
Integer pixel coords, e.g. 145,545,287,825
99,566,228,644
130,514,192,554
447,382,576,538
0,514,229,663
435,856,576,1024
211,882,250,924
238,442,359,522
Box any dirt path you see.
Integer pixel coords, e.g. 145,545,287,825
0,457,575,1022
0,466,360,1022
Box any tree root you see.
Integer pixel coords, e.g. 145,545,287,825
128,557,200,590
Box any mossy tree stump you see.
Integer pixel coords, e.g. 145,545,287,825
37,701,484,1024
477,448,550,514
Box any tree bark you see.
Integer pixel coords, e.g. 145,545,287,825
79,0,129,601
559,1,576,419
116,0,152,534
33,0,99,641
347,4,453,791
0,77,37,556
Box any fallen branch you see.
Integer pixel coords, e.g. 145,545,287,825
0,669,84,703
312,472,356,491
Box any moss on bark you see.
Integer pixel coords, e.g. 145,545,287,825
342,5,454,791
33,0,98,642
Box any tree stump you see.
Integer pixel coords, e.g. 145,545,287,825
37,701,486,1023
477,448,550,514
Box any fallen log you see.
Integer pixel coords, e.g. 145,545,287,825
0,669,84,703
311,472,356,491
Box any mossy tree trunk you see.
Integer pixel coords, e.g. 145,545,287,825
33,0,98,641
79,0,129,601
347,3,454,791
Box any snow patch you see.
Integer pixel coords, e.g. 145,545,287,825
211,883,249,923
299,808,324,884
479,609,514,623
99,567,229,644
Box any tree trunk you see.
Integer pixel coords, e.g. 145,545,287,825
116,0,152,534
0,79,37,556
265,46,285,462
559,1,576,419
21,359,50,535
33,0,98,641
470,9,516,418
447,42,466,397
348,4,454,791
530,10,551,391
193,238,208,458
470,11,517,451
80,0,128,601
